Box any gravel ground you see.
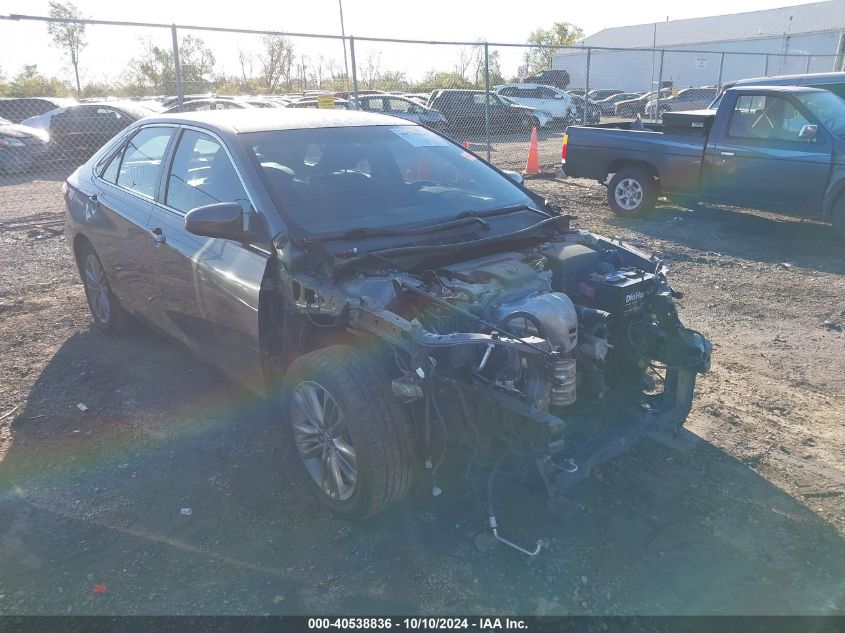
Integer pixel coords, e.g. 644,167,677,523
0,165,843,615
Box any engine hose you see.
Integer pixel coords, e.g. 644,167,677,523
428,392,450,488
485,449,544,557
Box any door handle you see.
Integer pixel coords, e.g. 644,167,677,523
720,151,735,157
150,227,166,246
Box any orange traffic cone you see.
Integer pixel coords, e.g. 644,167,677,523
463,140,470,149
524,127,540,176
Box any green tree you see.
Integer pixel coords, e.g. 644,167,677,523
7,65,71,97
128,35,216,95
47,1,87,95
524,22,584,72
258,34,295,93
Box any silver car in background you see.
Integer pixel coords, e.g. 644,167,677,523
355,94,447,128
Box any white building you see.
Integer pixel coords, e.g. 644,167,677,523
552,0,845,93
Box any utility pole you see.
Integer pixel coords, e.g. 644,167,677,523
338,0,350,92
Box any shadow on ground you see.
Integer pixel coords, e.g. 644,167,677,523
606,202,844,275
1,327,844,615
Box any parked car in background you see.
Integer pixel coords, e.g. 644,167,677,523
595,92,643,116
429,89,547,134
587,89,624,101
160,94,238,109
614,89,672,118
645,87,719,118
164,99,251,113
0,97,76,124
356,94,446,128
0,116,51,173
403,92,431,105
525,69,570,89
285,97,350,109
22,101,152,159
569,94,601,125
562,85,845,240
493,83,572,126
710,71,845,107
241,98,284,109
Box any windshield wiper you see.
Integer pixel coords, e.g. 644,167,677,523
455,203,552,220
339,215,490,240
308,203,547,244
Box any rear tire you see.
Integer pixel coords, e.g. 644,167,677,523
283,346,414,520
832,195,845,242
607,168,658,216
79,243,134,335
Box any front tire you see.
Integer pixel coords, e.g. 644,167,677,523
607,168,658,216
283,346,414,520
79,243,134,335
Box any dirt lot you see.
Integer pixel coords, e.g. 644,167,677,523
0,164,843,615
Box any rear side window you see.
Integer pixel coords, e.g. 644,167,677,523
116,127,173,198
165,129,250,214
100,144,124,183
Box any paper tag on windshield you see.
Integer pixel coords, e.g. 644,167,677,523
391,126,450,147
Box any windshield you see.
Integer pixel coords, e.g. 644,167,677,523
244,125,535,236
795,91,845,136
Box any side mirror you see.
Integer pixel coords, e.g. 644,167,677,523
184,202,244,240
502,170,524,185
798,123,818,142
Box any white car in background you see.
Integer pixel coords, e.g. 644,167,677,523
493,83,573,126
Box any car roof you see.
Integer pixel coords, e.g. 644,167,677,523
725,85,828,94
145,108,412,133
730,71,845,87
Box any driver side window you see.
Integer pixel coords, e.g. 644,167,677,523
728,95,810,142
165,130,250,214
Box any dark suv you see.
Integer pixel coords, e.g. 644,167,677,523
427,90,539,136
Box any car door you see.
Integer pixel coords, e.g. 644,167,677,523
81,125,176,322
703,93,832,212
149,126,270,389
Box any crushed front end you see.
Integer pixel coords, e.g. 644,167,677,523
287,228,710,500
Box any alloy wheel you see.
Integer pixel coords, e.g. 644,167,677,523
291,381,359,501
614,178,644,212
83,253,111,324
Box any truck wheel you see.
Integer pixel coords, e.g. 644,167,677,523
832,195,845,242
78,243,135,335
607,168,658,216
283,346,413,520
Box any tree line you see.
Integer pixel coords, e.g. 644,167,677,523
0,2,584,99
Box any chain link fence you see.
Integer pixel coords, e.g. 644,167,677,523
1,13,842,183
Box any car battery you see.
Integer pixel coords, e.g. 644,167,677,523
580,267,655,315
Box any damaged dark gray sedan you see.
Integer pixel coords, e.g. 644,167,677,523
64,109,710,549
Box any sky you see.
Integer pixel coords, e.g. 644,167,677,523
0,0,829,87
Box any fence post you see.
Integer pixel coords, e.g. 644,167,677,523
349,35,359,105
805,55,812,73
171,24,183,106
717,52,725,91
764,53,770,76
484,42,491,162
584,47,591,115
655,49,664,122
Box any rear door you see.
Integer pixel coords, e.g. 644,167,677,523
82,125,176,322
148,127,270,389
703,92,832,212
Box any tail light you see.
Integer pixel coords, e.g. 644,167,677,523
561,133,569,164
62,181,70,206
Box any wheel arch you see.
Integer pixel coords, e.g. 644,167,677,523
607,159,660,183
